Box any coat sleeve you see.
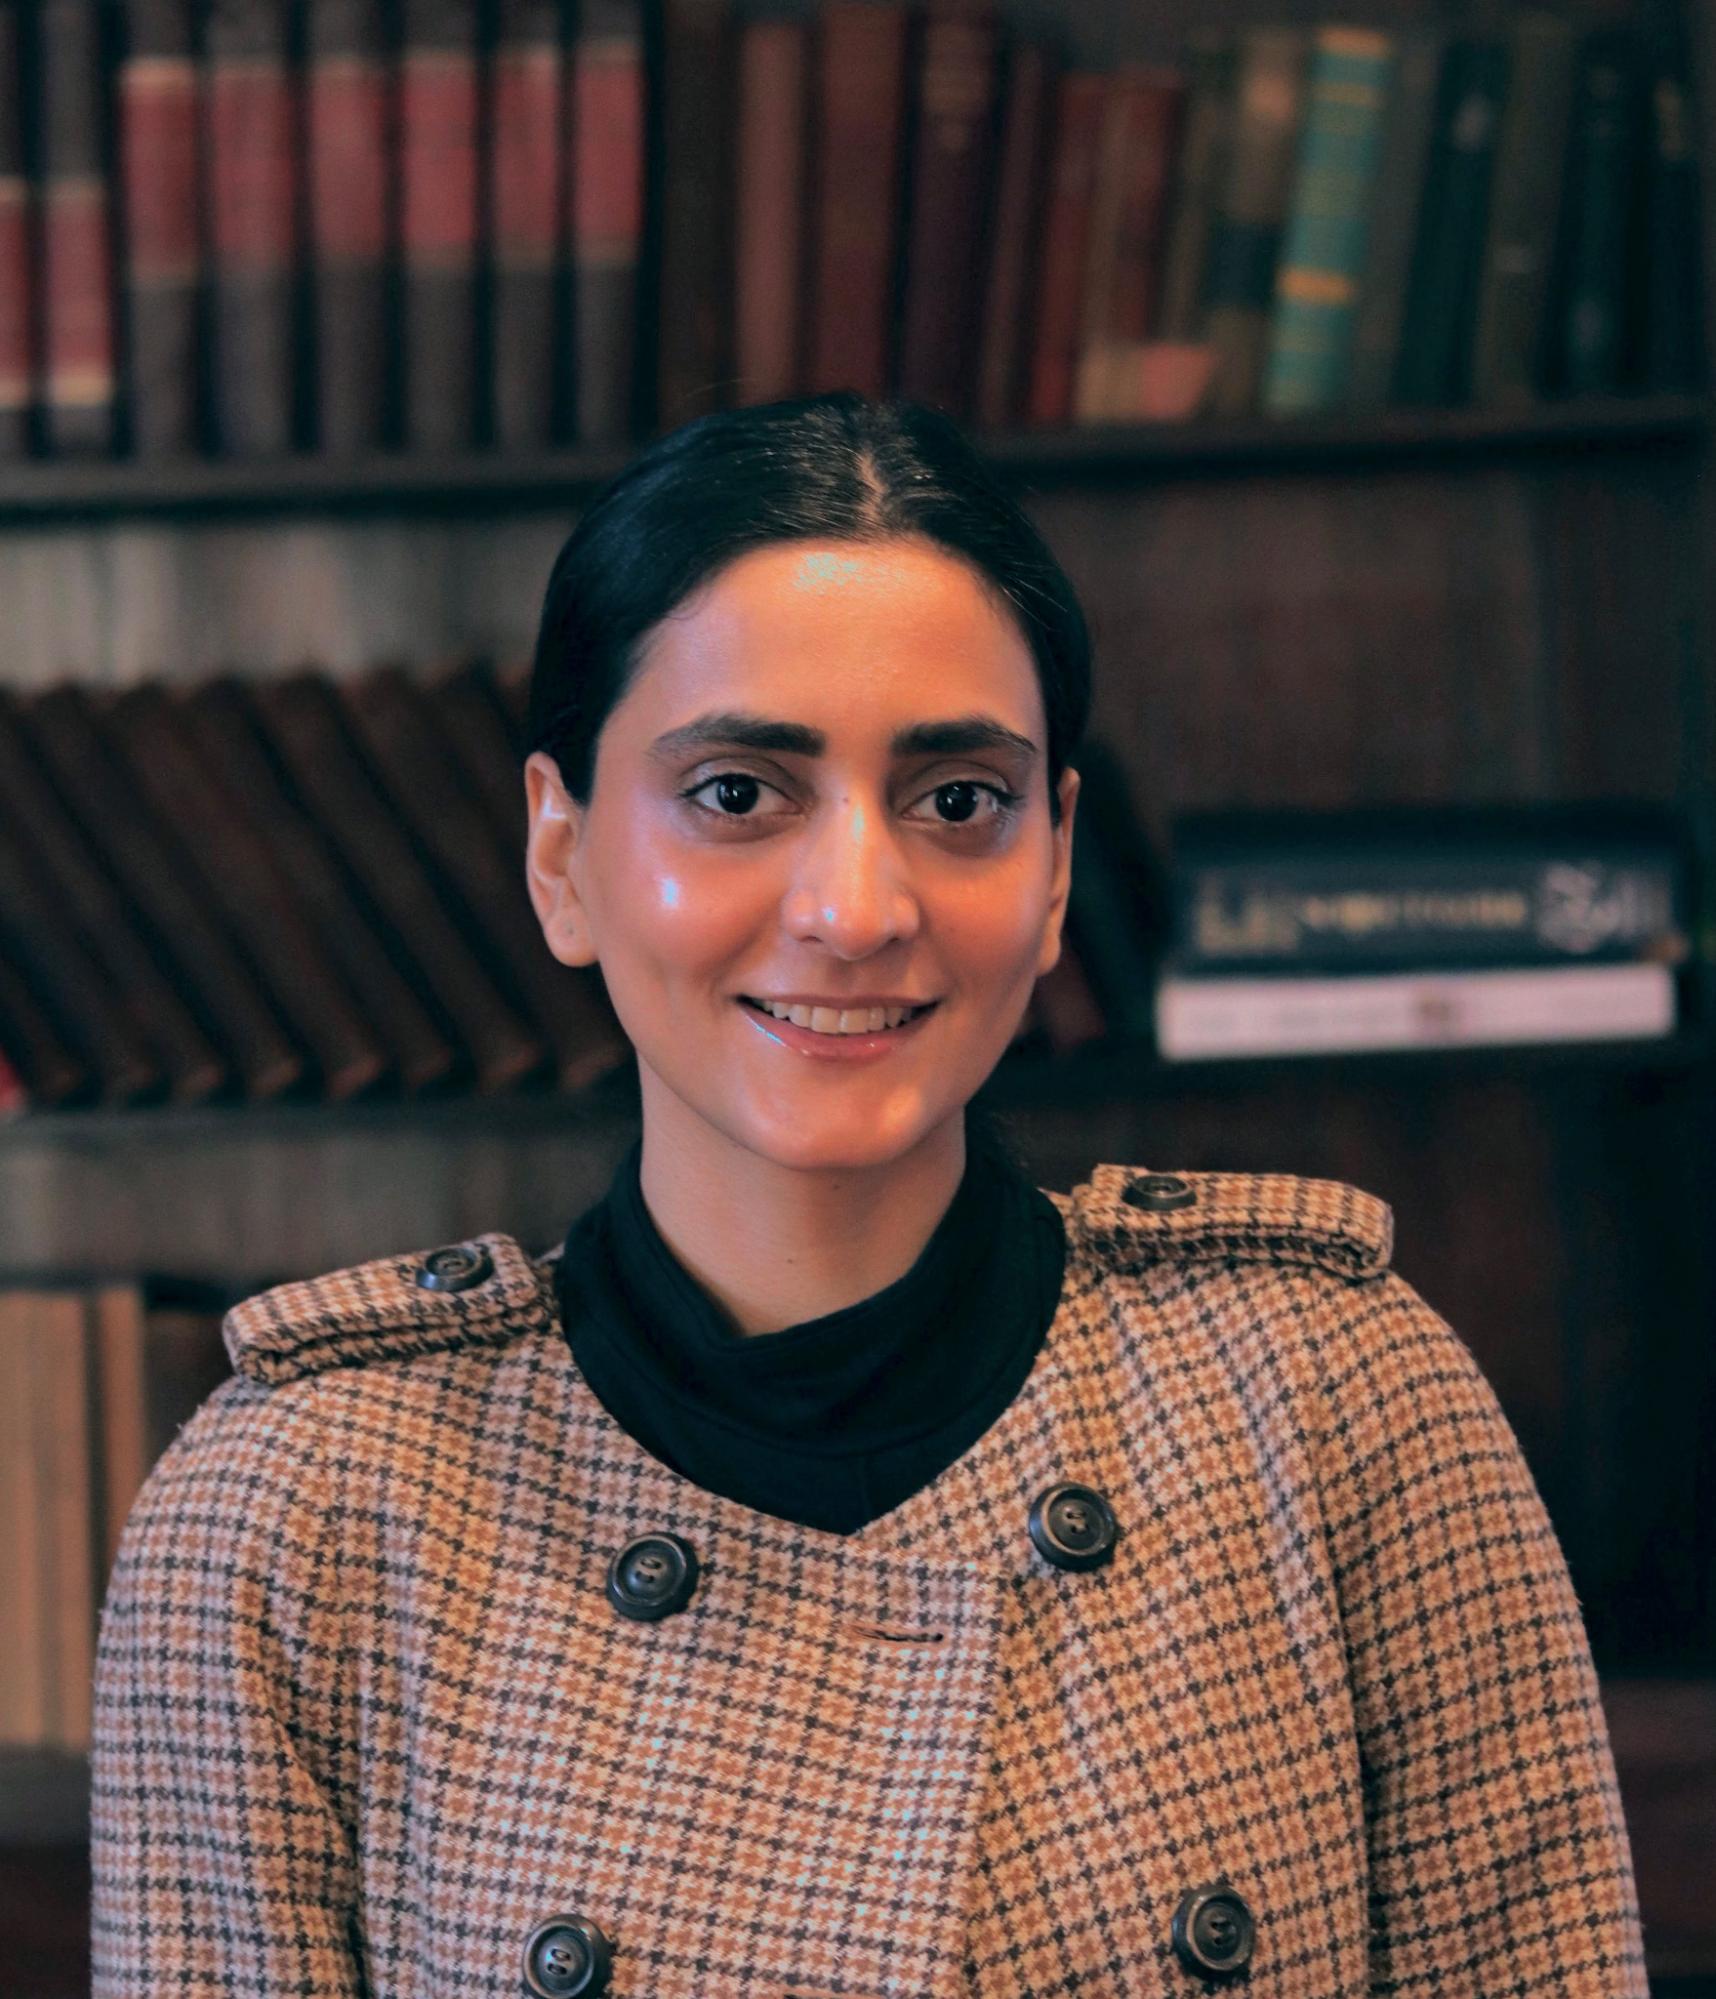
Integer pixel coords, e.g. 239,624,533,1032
1311,1268,1650,1997
89,1372,364,1998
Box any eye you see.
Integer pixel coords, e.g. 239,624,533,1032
680,771,790,818
905,779,1024,827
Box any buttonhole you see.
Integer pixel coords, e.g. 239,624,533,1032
848,1621,946,1644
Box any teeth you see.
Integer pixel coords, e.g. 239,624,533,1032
753,999,924,1034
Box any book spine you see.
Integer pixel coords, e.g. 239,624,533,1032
204,0,300,456
1345,26,1447,408
0,1043,26,1117
487,0,560,449
805,0,910,401
0,1295,50,1742
1154,30,1236,346
119,0,200,455
399,0,479,451
1200,26,1309,417
1469,12,1577,406
1023,67,1105,427
653,0,734,427
89,1285,148,1585
732,17,810,406
1639,14,1704,393
569,0,645,443
1261,27,1395,417
896,0,1001,421
1552,27,1645,397
1155,960,1677,1060
1073,62,1185,422
1393,36,1510,407
306,0,390,454
37,0,118,453
0,0,30,456
0,950,89,1106
32,1294,96,1751
973,34,1052,429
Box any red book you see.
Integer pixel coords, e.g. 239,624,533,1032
306,0,391,454
399,0,479,452
0,1043,25,1118
37,0,117,453
205,0,300,456
489,0,561,448
119,0,200,455
974,34,1056,431
1024,68,1106,428
805,1,912,397
732,16,810,405
895,0,1002,419
1073,63,1187,421
0,2,29,455
569,0,645,442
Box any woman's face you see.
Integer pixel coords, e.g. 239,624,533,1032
524,537,1078,1172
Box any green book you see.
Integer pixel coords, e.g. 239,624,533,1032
1261,26,1396,415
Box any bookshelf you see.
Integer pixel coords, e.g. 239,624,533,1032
3,0,1716,1994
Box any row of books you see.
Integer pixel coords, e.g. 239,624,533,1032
0,1277,231,1751
1,3,1704,470
0,671,1694,1117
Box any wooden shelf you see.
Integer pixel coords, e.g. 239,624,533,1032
0,394,1705,523
0,1025,1703,1149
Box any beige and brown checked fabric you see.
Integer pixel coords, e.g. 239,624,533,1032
89,1162,1649,1997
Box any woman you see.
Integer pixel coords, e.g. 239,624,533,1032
91,392,1647,1997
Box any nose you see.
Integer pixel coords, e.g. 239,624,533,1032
780,791,921,957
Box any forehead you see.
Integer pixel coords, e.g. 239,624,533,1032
623,539,1043,735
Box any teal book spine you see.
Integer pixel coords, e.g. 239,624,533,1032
1261,27,1395,415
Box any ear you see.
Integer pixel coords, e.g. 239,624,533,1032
1035,764,1080,978
523,750,599,968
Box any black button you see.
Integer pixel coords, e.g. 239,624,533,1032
1171,1883,1255,1977
522,1913,612,1997
415,1242,495,1293
606,1532,699,1621
1122,1173,1197,1212
1027,1482,1118,1570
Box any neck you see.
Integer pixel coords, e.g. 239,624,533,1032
633,1071,969,1337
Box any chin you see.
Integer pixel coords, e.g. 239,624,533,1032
724,1103,957,1176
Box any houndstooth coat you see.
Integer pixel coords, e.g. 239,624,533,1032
89,1162,1649,1997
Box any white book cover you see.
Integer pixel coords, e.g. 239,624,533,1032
1155,960,1677,1059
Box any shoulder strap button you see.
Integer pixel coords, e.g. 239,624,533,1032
416,1242,495,1293
1122,1173,1197,1212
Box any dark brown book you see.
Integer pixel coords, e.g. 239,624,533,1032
654,0,734,427
805,0,910,399
338,666,628,1092
399,0,479,451
1548,26,1645,398
0,1040,26,1116
179,676,457,1094
422,657,532,847
896,0,1001,420
569,0,645,442
36,0,118,453
204,0,300,455
0,949,87,1107
732,14,810,406
306,0,391,454
0,692,225,1103
973,33,1054,430
1024,67,1105,427
1155,29,1236,344
17,684,304,1100
0,0,30,456
488,0,560,448
246,672,544,1093
1074,61,1186,421
118,0,200,454
101,683,388,1102
1639,8,1703,393
0,803,160,1102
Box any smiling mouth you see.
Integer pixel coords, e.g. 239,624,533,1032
738,997,939,1035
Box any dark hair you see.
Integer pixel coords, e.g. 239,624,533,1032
525,391,1092,826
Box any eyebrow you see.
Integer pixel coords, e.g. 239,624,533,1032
647,710,1041,764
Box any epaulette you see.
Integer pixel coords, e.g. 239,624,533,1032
1069,1163,1393,1282
224,1232,553,1386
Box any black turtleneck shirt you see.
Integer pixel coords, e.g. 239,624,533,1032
553,1131,1067,1536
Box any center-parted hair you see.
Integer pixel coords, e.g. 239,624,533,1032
525,391,1093,827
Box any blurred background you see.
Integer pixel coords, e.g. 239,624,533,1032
1,0,1714,1989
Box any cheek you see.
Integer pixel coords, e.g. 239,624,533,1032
586,810,770,976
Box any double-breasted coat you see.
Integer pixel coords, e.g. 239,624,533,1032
89,1162,1650,1996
